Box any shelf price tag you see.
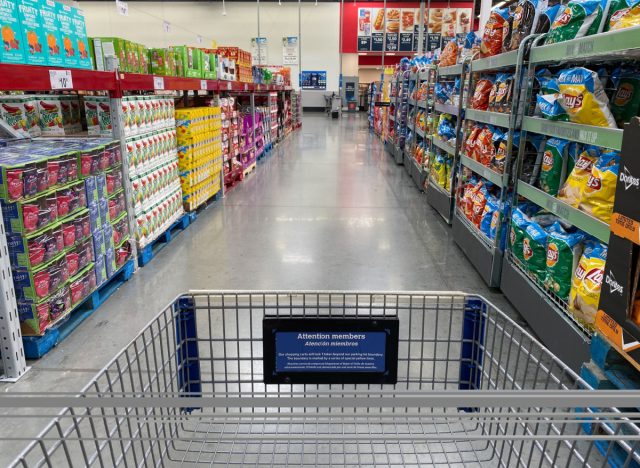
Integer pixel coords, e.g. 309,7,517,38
115,0,128,16
49,70,73,90
244,83,248,91
153,76,165,90
200,80,207,90
227,82,232,90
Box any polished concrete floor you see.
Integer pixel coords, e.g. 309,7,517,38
0,113,525,464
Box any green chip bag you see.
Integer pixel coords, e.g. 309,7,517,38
610,68,640,127
546,0,603,44
510,208,532,265
522,222,551,281
545,226,585,300
539,138,569,195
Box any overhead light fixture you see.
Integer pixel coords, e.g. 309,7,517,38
279,0,281,5
222,0,227,15
315,0,318,6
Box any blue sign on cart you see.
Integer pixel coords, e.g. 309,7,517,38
263,317,399,384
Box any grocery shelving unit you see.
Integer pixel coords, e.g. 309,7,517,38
425,62,467,224
500,28,640,371
403,71,418,171
384,72,400,160
0,63,296,377
452,45,530,288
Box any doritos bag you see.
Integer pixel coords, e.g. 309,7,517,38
579,151,620,223
481,7,510,57
545,0,603,44
558,68,617,128
569,241,607,328
558,146,600,206
539,138,569,195
545,227,584,300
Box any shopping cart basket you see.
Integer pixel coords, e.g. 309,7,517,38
8,291,640,467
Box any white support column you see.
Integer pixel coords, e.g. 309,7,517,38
0,209,28,382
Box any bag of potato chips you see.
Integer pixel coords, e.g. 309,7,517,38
510,208,532,265
558,67,617,128
558,146,600,206
579,150,620,223
609,0,640,29
568,240,607,328
539,138,570,195
545,0,603,44
545,226,585,300
610,67,640,127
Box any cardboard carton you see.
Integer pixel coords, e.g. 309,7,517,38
39,0,62,66
17,0,45,65
55,2,77,67
172,45,201,78
0,0,25,64
93,37,127,72
70,7,91,69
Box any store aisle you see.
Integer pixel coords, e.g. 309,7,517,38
0,112,524,463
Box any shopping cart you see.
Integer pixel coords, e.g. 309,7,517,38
8,291,640,467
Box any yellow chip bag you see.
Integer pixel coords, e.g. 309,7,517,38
558,147,599,207
568,241,607,328
578,151,620,223
558,68,617,128
610,3,640,30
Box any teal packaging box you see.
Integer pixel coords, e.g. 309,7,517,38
17,0,46,65
55,1,77,67
70,7,91,69
0,0,25,64
40,0,62,66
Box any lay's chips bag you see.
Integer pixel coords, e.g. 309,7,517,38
539,138,570,195
523,221,563,282
545,0,603,44
606,0,640,29
610,67,640,127
537,93,570,121
558,146,600,207
510,208,532,265
568,240,607,328
545,227,584,300
579,150,620,223
558,68,617,128
609,0,640,29
481,195,500,239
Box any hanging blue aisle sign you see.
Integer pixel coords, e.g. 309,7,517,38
263,317,399,384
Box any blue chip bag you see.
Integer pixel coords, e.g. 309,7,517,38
481,195,500,239
537,94,570,121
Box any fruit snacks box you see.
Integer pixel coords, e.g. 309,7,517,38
0,95,40,137
55,2,77,68
17,0,45,66
138,43,148,74
0,0,25,64
172,45,202,78
70,7,91,69
40,0,62,66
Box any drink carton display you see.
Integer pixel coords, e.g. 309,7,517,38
17,0,46,65
70,7,91,69
36,95,64,135
40,0,62,66
55,2,77,67
149,48,176,76
0,0,25,64
83,96,100,136
172,45,201,78
0,95,29,137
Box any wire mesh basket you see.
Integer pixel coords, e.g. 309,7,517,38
8,291,640,467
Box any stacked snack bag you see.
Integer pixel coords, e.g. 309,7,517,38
457,176,503,241
118,95,183,249
508,202,607,330
175,106,223,211
0,138,130,336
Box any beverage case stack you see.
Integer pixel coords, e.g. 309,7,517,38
0,137,130,336
175,106,223,211
121,95,183,249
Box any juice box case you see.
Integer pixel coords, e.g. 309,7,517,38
36,95,64,136
0,0,25,64
55,2,77,67
70,7,91,69
17,0,45,65
94,37,126,72
40,0,62,66
0,95,29,137
83,96,100,136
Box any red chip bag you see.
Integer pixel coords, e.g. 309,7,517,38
465,125,482,158
481,8,510,57
439,40,459,67
476,126,496,166
471,184,489,227
471,79,495,110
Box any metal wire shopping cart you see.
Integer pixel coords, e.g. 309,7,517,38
8,291,640,467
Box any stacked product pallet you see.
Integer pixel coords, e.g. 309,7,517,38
175,106,223,211
217,47,252,83
238,108,257,173
221,97,242,190
122,95,183,249
291,91,301,129
0,137,130,336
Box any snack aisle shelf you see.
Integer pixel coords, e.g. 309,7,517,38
407,68,435,190
425,60,468,225
452,38,532,288
499,29,640,371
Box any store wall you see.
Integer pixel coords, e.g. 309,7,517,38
79,1,340,106
358,68,381,84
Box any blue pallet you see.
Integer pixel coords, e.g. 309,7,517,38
23,259,135,359
138,213,191,267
